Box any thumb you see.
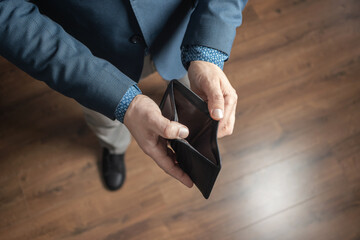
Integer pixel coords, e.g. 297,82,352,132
206,83,225,121
155,115,189,139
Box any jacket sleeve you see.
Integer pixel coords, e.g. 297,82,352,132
182,0,248,57
0,0,136,119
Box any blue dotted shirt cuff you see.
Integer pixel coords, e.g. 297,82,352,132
115,85,142,123
181,45,229,70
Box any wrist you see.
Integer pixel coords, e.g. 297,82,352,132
123,94,143,126
189,60,222,70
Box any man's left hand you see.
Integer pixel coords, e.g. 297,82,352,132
187,60,238,138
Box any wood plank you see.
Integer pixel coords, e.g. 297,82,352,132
0,174,29,229
226,185,360,240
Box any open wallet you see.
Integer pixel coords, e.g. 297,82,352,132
159,80,221,199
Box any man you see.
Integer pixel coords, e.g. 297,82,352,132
0,0,247,190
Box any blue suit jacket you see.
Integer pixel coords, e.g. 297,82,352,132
0,0,247,119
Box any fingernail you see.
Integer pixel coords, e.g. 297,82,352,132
179,128,189,138
212,109,224,119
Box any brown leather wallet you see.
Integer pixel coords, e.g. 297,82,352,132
159,80,221,199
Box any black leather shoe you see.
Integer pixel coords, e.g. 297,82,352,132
102,148,126,191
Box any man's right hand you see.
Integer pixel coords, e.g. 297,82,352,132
124,94,193,188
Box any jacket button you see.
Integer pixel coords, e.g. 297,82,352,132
130,34,143,44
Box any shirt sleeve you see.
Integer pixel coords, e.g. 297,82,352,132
181,45,229,70
114,84,142,123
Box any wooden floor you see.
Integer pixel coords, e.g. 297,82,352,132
1,0,360,239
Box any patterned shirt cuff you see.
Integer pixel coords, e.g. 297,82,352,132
181,45,229,70
115,85,142,123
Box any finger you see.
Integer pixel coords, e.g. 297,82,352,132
151,114,189,139
218,91,237,138
148,139,193,188
218,99,236,138
203,79,225,121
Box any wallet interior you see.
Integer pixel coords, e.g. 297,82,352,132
161,81,220,166
160,80,222,199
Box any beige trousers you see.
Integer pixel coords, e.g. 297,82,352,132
83,55,189,154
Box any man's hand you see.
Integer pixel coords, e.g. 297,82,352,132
188,61,238,138
124,94,193,188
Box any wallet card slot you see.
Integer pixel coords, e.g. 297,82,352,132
171,139,220,199
174,138,219,167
